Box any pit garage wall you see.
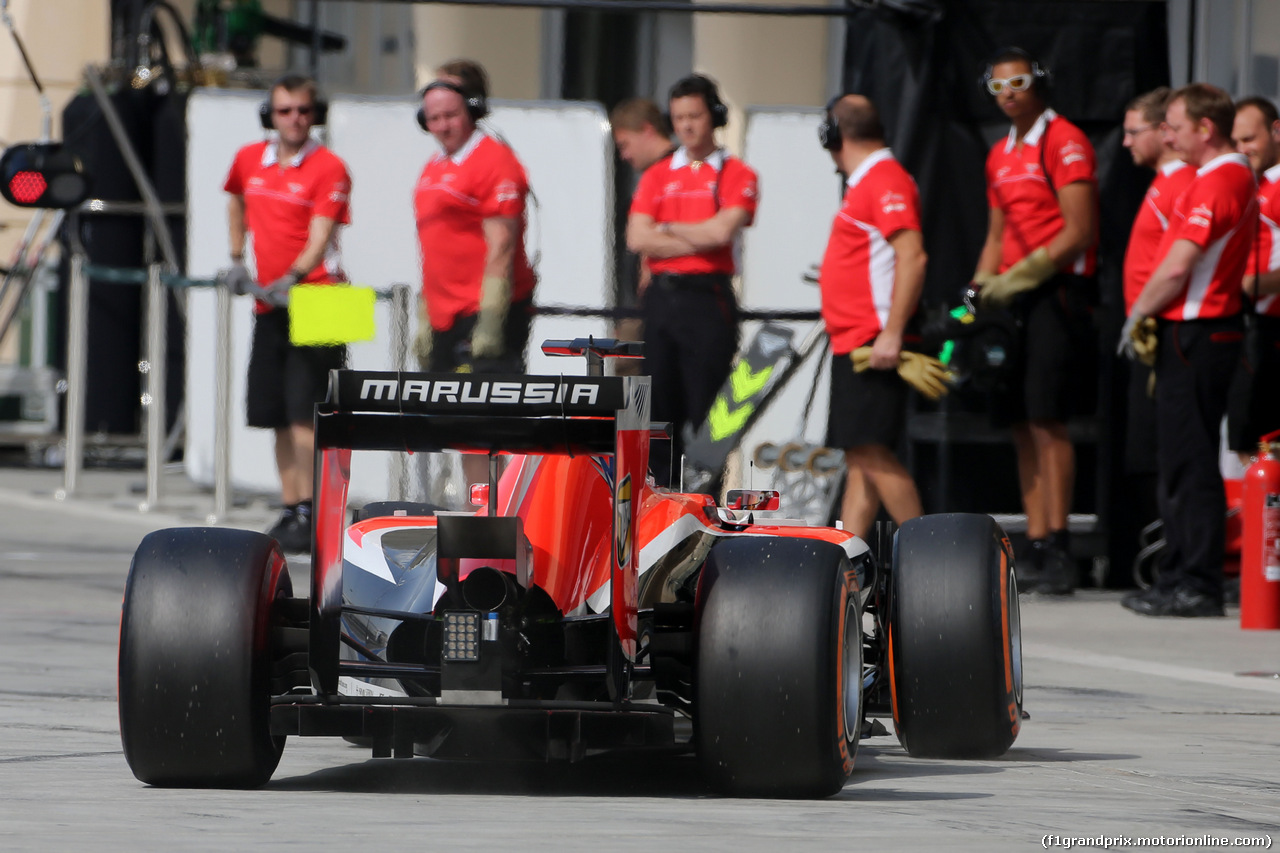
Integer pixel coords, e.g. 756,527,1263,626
184,90,612,502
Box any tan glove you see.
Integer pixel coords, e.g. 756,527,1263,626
414,300,433,371
1130,317,1159,368
851,348,954,400
472,275,511,359
978,246,1056,308
897,351,954,400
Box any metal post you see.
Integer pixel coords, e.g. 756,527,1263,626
211,284,234,522
141,263,166,511
58,252,88,501
388,283,411,501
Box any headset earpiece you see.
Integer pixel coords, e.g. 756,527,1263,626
416,80,488,131
260,77,328,131
818,95,842,152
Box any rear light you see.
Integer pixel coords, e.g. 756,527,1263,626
442,611,480,662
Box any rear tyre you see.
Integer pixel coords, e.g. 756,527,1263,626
696,537,861,798
119,527,291,787
889,513,1021,758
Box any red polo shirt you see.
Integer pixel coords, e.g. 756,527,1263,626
818,148,921,355
1155,152,1256,322
1123,160,1195,313
223,139,351,313
414,131,536,331
986,109,1097,275
1250,163,1280,318
629,147,759,275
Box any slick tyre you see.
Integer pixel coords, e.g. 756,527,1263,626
119,527,292,787
889,513,1022,758
695,538,861,798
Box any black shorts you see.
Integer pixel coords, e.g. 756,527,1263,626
825,349,908,449
1227,314,1280,452
246,309,346,429
429,298,534,373
991,273,1095,426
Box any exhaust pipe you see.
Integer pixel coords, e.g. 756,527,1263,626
461,566,517,612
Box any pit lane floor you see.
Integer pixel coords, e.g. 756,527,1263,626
0,465,1276,851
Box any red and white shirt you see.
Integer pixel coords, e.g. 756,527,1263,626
223,139,351,313
414,131,536,331
629,147,759,275
1249,163,1280,318
1123,160,1195,313
986,108,1097,275
1155,152,1256,322
818,148,921,355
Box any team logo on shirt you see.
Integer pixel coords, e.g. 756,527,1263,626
289,182,305,194
1059,140,1086,166
880,190,907,214
996,166,1012,179
1187,203,1213,229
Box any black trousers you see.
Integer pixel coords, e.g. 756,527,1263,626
1153,317,1243,599
642,275,739,488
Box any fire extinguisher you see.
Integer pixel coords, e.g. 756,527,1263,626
1241,429,1280,629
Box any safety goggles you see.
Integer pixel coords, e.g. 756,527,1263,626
985,74,1033,95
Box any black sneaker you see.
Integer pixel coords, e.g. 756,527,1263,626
1034,544,1077,595
1015,539,1045,593
277,502,313,554
1166,588,1225,618
266,505,296,542
1121,585,1170,615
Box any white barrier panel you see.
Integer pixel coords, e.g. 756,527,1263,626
185,90,612,504
737,108,845,473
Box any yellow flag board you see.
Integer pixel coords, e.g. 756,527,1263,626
288,284,376,346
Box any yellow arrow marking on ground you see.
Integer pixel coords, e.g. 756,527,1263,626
708,396,754,441
730,361,773,403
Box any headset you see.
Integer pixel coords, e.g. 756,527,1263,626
259,75,328,131
981,46,1052,99
416,80,489,132
818,94,843,151
666,74,730,130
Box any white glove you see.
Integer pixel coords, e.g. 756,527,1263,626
221,262,255,296
262,270,301,308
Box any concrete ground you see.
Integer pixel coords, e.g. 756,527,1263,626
0,462,1276,851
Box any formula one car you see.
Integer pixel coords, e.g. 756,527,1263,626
118,339,1022,798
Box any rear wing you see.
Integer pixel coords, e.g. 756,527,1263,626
315,369,639,455
309,367,653,695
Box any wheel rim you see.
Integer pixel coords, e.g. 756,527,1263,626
841,597,862,743
1007,567,1024,707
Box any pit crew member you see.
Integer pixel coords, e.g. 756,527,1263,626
973,47,1098,595
414,58,536,373
625,74,759,488
1120,84,1256,618
223,73,351,553
1120,87,1195,545
816,94,927,538
1227,96,1280,466
609,98,675,376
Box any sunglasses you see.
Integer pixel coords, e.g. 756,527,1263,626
986,74,1033,95
273,105,314,117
